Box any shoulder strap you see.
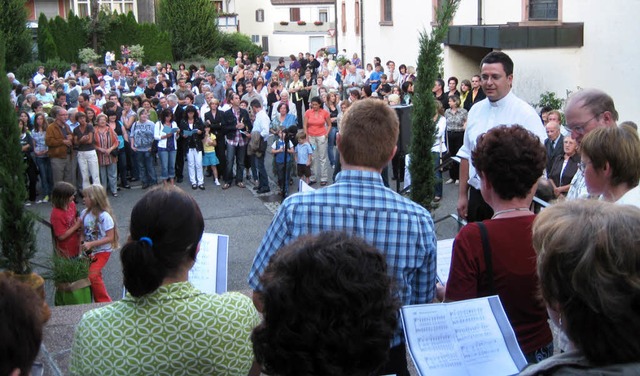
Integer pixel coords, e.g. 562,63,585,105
476,222,495,296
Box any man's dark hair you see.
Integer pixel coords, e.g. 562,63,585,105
435,78,445,90
250,99,262,109
481,51,514,76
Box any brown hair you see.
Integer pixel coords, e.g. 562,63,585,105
533,200,640,365
580,125,640,189
472,125,546,199
338,99,398,170
51,181,76,209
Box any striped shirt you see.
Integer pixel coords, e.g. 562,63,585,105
248,169,437,346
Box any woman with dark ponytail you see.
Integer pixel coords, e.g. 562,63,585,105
70,185,261,376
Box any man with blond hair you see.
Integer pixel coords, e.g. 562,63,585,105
249,98,437,376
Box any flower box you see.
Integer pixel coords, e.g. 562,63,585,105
314,21,324,26
280,21,289,25
297,21,307,25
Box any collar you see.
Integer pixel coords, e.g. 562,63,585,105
335,169,385,185
122,281,202,304
489,90,514,108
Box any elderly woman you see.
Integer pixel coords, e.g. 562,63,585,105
70,186,261,375
35,84,54,104
94,113,120,197
252,232,399,376
547,134,580,198
521,200,640,375
579,124,640,208
444,125,553,363
303,96,332,185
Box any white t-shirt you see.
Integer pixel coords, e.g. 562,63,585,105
82,210,115,254
457,91,546,190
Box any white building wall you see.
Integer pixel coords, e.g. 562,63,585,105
239,2,334,57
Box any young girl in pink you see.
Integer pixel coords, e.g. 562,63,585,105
80,184,119,302
50,182,82,258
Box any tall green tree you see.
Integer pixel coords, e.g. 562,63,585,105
409,0,460,210
0,38,38,274
0,0,32,71
157,0,220,60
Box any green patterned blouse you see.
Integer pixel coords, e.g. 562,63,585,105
70,282,261,376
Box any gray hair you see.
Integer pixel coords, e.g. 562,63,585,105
565,88,619,122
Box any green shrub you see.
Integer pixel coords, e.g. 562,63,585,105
46,254,90,283
0,0,32,71
219,32,262,61
137,24,173,64
16,58,69,83
78,48,99,64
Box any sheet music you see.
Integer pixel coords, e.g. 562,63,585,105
437,238,454,284
162,125,178,134
401,296,526,376
188,233,228,294
298,179,316,192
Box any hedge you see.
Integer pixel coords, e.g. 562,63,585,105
15,58,69,84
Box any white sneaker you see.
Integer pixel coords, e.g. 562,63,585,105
454,180,460,185
214,179,221,186
445,179,454,184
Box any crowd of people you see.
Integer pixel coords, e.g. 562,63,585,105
10,50,425,203
3,48,640,376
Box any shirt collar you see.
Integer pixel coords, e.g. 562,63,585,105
489,90,514,108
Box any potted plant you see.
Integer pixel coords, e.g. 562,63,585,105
0,40,50,321
280,21,289,25
46,255,92,306
314,21,324,26
297,20,307,25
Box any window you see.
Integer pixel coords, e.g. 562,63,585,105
380,0,392,25
290,7,300,22
251,35,260,44
319,8,328,22
212,0,223,13
527,0,559,21
256,9,264,22
74,0,137,19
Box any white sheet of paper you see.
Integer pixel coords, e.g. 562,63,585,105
188,233,228,294
298,179,316,192
402,296,525,376
436,238,454,284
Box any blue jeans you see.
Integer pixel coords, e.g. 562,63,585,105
432,152,443,197
328,126,337,167
35,156,53,197
158,150,176,180
255,154,269,190
136,150,157,185
224,143,246,184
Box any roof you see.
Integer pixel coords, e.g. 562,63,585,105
271,0,334,5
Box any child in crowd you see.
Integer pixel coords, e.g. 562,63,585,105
50,182,82,258
295,131,313,185
80,184,119,303
202,124,221,186
271,128,294,192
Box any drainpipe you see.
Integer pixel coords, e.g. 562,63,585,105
359,0,364,64
334,0,338,54
477,0,483,25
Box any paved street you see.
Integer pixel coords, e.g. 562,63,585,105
29,154,463,306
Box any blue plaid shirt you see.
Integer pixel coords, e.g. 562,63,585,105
248,169,437,346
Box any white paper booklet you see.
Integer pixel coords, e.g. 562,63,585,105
401,296,528,376
298,179,316,192
188,233,229,294
436,238,454,284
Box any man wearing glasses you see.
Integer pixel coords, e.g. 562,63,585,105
564,89,618,199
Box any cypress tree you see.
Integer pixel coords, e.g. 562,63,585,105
157,0,220,60
37,13,49,62
0,0,32,71
409,0,460,210
0,38,38,274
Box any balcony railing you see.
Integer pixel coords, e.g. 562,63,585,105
274,21,335,33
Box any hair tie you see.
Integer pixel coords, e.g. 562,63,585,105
139,237,153,247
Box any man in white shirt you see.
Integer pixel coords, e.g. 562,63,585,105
564,89,618,200
457,51,546,222
250,100,271,193
33,66,46,85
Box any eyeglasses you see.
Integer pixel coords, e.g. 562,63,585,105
566,113,602,134
577,161,591,172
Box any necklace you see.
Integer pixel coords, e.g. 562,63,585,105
491,207,530,219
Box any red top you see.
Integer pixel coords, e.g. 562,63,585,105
304,108,330,137
445,215,552,354
50,202,81,258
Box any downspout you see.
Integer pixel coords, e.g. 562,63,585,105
477,0,483,25
359,0,364,64
334,0,339,54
